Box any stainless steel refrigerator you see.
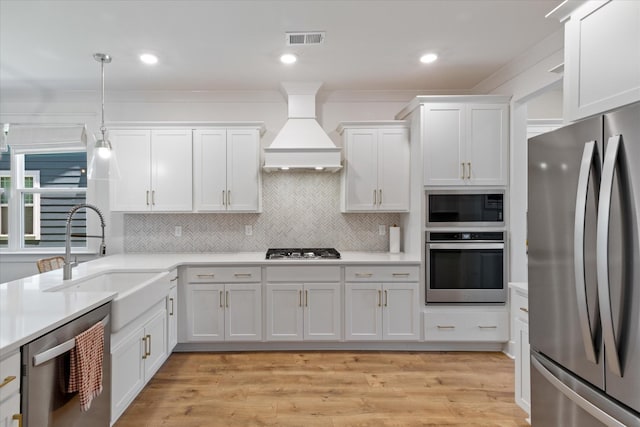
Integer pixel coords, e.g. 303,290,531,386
528,101,640,426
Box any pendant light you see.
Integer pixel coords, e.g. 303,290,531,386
88,53,119,180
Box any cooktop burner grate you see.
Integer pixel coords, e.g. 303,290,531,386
266,248,341,260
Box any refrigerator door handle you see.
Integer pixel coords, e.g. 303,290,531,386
532,356,627,427
574,140,600,363
597,134,623,377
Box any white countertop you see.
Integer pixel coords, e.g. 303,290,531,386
0,251,420,356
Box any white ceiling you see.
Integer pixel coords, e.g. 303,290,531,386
0,0,563,95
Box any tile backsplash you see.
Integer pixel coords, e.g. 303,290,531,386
124,172,401,253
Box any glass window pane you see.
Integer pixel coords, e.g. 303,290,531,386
24,152,87,188
23,192,87,247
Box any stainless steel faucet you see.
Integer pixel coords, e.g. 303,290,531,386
63,203,106,280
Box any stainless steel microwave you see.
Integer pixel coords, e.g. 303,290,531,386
426,190,505,227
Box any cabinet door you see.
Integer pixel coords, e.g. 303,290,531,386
111,328,145,422
225,284,262,341
266,284,303,341
565,0,640,121
345,283,382,340
186,283,225,341
143,308,168,380
423,104,466,186
377,128,410,211
344,129,379,211
304,283,342,341
167,286,178,352
150,129,193,211
466,104,508,186
193,129,227,211
382,283,420,341
515,317,531,415
0,393,20,427
109,129,151,211
227,129,260,211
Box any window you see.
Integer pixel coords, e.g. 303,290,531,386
0,147,87,250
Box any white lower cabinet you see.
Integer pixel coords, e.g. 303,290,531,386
511,284,530,418
167,283,178,352
0,351,20,427
185,283,262,342
345,282,420,341
424,307,509,342
266,283,341,341
111,302,167,424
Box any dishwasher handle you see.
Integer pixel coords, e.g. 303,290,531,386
33,315,110,367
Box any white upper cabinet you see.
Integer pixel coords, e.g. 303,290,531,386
339,122,410,212
563,0,640,121
110,129,193,212
423,102,508,186
193,127,261,212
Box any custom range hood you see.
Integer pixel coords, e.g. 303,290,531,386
264,82,341,172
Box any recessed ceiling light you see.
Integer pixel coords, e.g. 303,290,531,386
140,53,158,65
420,53,438,64
280,53,297,64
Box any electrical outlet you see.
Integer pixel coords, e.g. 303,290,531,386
245,225,253,236
379,225,386,236
174,226,182,237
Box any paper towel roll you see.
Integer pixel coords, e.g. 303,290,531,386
389,226,400,253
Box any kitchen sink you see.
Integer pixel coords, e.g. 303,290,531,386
59,271,170,332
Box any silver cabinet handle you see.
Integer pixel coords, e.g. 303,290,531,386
146,190,150,206
597,135,623,377
519,307,529,313
355,273,373,278
299,290,303,307
142,336,147,359
392,273,410,277
226,291,229,308
373,189,377,206
222,190,226,206
461,163,465,179
169,298,174,316
379,189,382,206
234,273,252,278
437,325,455,329
378,290,382,307
478,325,497,329
467,162,471,179
219,291,224,308
197,274,215,278
227,190,231,206
152,190,155,205
574,140,600,364
305,290,308,307
384,290,388,307
146,334,151,357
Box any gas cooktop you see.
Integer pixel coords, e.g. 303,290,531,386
266,248,341,260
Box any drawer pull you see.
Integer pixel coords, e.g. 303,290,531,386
169,298,174,316
234,273,252,278
378,290,382,307
355,273,373,278
220,291,224,308
519,307,529,313
142,336,148,359
197,274,215,278
146,334,152,357
392,273,410,277
0,375,16,388
12,414,23,427
384,290,388,307
226,291,229,308
478,325,498,329
437,325,455,329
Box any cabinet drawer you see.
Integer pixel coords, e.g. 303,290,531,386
345,266,419,282
266,266,340,282
0,351,20,402
512,290,529,323
186,266,261,283
424,310,509,342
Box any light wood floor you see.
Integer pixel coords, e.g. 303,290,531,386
114,351,529,427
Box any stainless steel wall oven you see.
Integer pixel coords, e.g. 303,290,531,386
426,231,507,303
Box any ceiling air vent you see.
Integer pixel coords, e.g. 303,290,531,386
286,31,325,46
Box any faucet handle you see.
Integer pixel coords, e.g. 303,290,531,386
99,243,106,256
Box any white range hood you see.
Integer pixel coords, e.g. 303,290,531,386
264,82,342,172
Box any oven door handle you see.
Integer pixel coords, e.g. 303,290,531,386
427,243,504,250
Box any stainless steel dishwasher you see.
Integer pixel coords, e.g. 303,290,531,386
21,302,111,427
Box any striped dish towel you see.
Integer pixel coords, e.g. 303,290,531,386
67,321,104,412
